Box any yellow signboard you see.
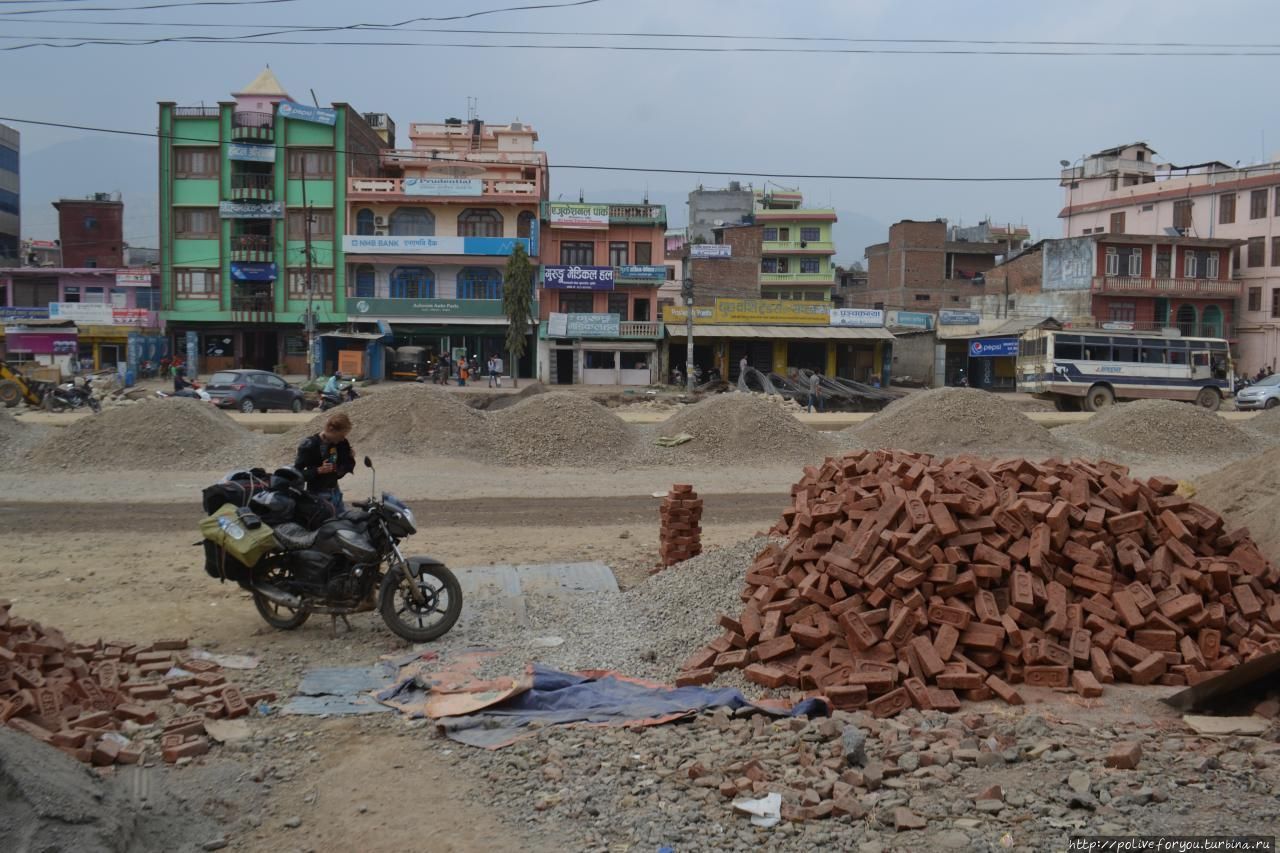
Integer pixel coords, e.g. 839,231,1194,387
662,298,830,326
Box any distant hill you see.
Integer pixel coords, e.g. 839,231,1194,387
20,135,158,244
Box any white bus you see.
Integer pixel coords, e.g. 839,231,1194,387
1016,328,1232,412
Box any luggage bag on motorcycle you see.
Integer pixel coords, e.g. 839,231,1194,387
201,468,270,515
199,503,279,573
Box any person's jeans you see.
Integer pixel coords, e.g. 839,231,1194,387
312,488,345,515
808,392,822,413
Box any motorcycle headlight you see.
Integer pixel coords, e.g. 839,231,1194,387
400,506,416,528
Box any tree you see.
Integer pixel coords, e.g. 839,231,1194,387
502,243,536,388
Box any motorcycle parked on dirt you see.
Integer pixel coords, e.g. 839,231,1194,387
209,459,463,642
43,376,101,414
318,382,359,411
156,381,212,403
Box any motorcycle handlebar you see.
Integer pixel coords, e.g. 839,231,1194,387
353,499,373,509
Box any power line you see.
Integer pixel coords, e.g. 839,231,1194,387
0,114,1065,182
0,0,311,15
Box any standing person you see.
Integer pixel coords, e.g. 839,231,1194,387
173,364,194,395
806,371,823,413
739,355,749,379
493,353,504,388
458,358,469,387
293,411,356,513
487,355,498,388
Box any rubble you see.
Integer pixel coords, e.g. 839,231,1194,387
678,449,1280,716
0,602,271,767
842,389,1060,457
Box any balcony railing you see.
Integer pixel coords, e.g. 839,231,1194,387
759,271,836,283
231,111,274,142
619,321,661,338
1072,318,1234,338
753,208,837,221
231,292,275,323
348,177,538,198
230,234,273,262
230,172,274,201
761,240,835,254
174,106,221,118
1091,276,1242,297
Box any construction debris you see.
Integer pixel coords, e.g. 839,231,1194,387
658,484,703,569
678,449,1280,717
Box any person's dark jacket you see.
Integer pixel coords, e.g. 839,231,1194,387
294,434,356,492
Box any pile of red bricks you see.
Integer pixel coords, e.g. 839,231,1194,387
0,602,273,767
658,484,703,568
677,450,1280,716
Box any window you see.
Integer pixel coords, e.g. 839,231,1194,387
63,286,81,303
1141,341,1166,364
914,294,931,302
1105,247,1120,276
175,268,219,298
1176,304,1198,336
1080,336,1112,361
762,227,778,242
761,258,778,274
560,241,593,265
456,267,502,300
174,147,219,179
1108,302,1136,323
609,242,629,267
1272,289,1280,319
558,292,593,313
1249,287,1263,311
1141,204,1155,213
1184,251,1198,278
1155,249,1171,278
1274,237,1280,268
778,227,791,241
1252,189,1269,219
1110,212,1126,233
1112,340,1139,362
389,208,434,236
1219,193,1237,224
288,268,334,298
174,208,218,238
776,258,790,274
607,292,629,321
800,227,821,243
356,209,376,236
1234,246,1242,272
1173,200,1193,230
1248,236,1266,267
354,265,375,298
135,289,160,311
287,208,334,240
287,149,334,179
388,266,433,299
800,258,820,274
1275,187,1280,217
517,211,535,240
634,242,652,264
1206,253,1220,279
458,208,503,238
1127,248,1142,277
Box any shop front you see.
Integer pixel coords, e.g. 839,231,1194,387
964,336,1020,391
536,311,662,386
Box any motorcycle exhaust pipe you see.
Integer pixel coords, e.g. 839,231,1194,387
253,584,303,609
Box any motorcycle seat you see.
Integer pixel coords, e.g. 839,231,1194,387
273,522,319,551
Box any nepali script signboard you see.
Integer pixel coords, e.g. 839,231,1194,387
542,265,615,290
547,202,610,229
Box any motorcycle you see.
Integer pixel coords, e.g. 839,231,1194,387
236,458,463,642
156,381,212,402
43,376,101,414
318,382,359,411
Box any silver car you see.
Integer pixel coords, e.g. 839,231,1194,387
1234,374,1280,410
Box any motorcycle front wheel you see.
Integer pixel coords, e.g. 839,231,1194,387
378,562,462,643
42,396,67,413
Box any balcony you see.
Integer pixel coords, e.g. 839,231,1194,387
348,176,538,199
1091,276,1242,297
761,240,836,255
230,172,274,201
753,207,837,222
1074,317,1234,339
173,106,221,118
759,271,836,284
231,111,274,142
231,289,275,324
619,321,662,338
231,234,274,263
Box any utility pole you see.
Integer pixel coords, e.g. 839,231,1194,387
301,164,317,379
682,276,695,393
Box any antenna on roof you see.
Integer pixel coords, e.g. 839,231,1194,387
309,88,320,108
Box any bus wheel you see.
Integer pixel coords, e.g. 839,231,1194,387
1195,387,1221,412
1053,396,1081,412
1083,384,1114,412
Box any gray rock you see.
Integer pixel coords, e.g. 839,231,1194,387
201,840,228,852
843,726,868,767
1068,770,1091,795
932,829,971,849
283,817,302,829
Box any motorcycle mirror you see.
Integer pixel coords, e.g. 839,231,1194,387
363,456,373,469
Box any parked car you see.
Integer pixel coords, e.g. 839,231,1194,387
204,369,306,414
1234,373,1280,410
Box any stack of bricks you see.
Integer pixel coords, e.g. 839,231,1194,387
676,449,1280,715
0,601,275,767
658,484,704,569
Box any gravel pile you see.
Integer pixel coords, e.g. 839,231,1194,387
1056,399,1260,459
1194,445,1280,561
28,397,266,470
654,393,834,464
487,392,639,467
273,384,491,460
1240,408,1280,443
0,409,42,461
842,388,1060,456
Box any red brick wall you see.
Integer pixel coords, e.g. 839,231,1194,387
983,249,1043,298
56,200,124,268
688,225,762,303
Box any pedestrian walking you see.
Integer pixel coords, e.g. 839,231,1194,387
806,372,823,413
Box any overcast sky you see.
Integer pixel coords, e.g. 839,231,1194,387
4,0,1279,262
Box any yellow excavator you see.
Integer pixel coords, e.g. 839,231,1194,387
0,364,53,408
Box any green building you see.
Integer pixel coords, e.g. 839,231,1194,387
754,189,838,303
158,69,390,374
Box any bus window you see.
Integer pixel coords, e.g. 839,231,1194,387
1080,335,1111,361
1141,340,1166,363
1113,341,1139,362
1192,352,1210,367
1169,350,1187,365
1055,335,1082,360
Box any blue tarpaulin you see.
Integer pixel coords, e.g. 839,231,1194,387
388,664,827,749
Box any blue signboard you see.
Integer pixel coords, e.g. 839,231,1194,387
542,265,615,290
342,235,530,256
278,101,337,126
185,330,199,376
890,310,934,330
940,309,981,325
0,306,50,321
968,337,1019,358
616,264,668,282
230,261,279,282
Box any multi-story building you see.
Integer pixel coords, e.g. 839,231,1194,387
535,200,666,384
53,192,124,268
0,123,17,267
158,69,390,374
862,219,1028,312
341,117,545,377
1058,141,1278,372
686,182,754,244
755,189,837,302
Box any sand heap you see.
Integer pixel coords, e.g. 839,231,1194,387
487,392,638,467
1240,407,1280,443
274,383,491,461
843,388,1060,457
1195,445,1280,561
29,398,264,471
0,408,41,461
1057,399,1259,459
658,392,834,464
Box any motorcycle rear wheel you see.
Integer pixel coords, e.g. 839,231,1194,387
42,395,67,413
378,562,462,643
252,567,310,630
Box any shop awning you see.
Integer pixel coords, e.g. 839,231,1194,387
666,324,894,340
318,331,387,341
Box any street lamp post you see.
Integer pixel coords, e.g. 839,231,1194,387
681,276,695,393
